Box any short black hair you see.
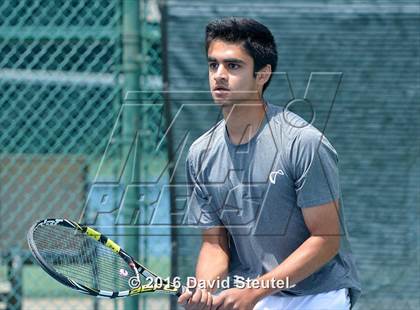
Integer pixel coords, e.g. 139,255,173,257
205,17,278,94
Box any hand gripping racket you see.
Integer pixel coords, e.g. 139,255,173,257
27,218,187,298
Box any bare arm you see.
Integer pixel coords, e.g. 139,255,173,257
195,226,230,292
178,226,229,309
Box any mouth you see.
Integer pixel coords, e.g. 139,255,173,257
213,86,230,98
213,86,230,92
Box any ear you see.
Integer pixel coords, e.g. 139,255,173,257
256,65,272,87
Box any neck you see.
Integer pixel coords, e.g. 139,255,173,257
223,99,267,145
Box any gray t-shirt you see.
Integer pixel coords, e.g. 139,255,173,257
186,102,361,306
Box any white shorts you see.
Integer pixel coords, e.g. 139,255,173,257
253,288,351,310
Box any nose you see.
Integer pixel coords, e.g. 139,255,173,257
214,64,228,82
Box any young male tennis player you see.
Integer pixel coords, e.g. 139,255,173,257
178,17,361,310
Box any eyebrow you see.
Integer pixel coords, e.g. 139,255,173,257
207,57,245,64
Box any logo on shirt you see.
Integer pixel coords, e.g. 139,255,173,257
269,169,284,184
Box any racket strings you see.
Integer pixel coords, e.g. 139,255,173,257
32,225,138,292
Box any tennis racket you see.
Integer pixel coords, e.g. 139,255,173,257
27,218,187,298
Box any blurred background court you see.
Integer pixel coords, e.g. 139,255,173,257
0,0,418,309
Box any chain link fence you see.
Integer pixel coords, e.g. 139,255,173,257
0,1,167,309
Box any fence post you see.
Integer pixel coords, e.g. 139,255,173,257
7,248,23,310
122,0,141,309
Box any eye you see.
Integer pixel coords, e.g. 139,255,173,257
228,63,240,70
208,62,218,70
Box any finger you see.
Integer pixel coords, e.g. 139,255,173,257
178,289,193,306
205,291,213,310
212,294,224,309
199,289,209,310
191,288,203,305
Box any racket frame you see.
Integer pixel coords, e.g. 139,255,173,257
27,218,184,298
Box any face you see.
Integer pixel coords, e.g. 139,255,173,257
207,40,261,107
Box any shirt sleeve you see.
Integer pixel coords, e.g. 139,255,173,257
291,129,340,208
185,154,222,227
